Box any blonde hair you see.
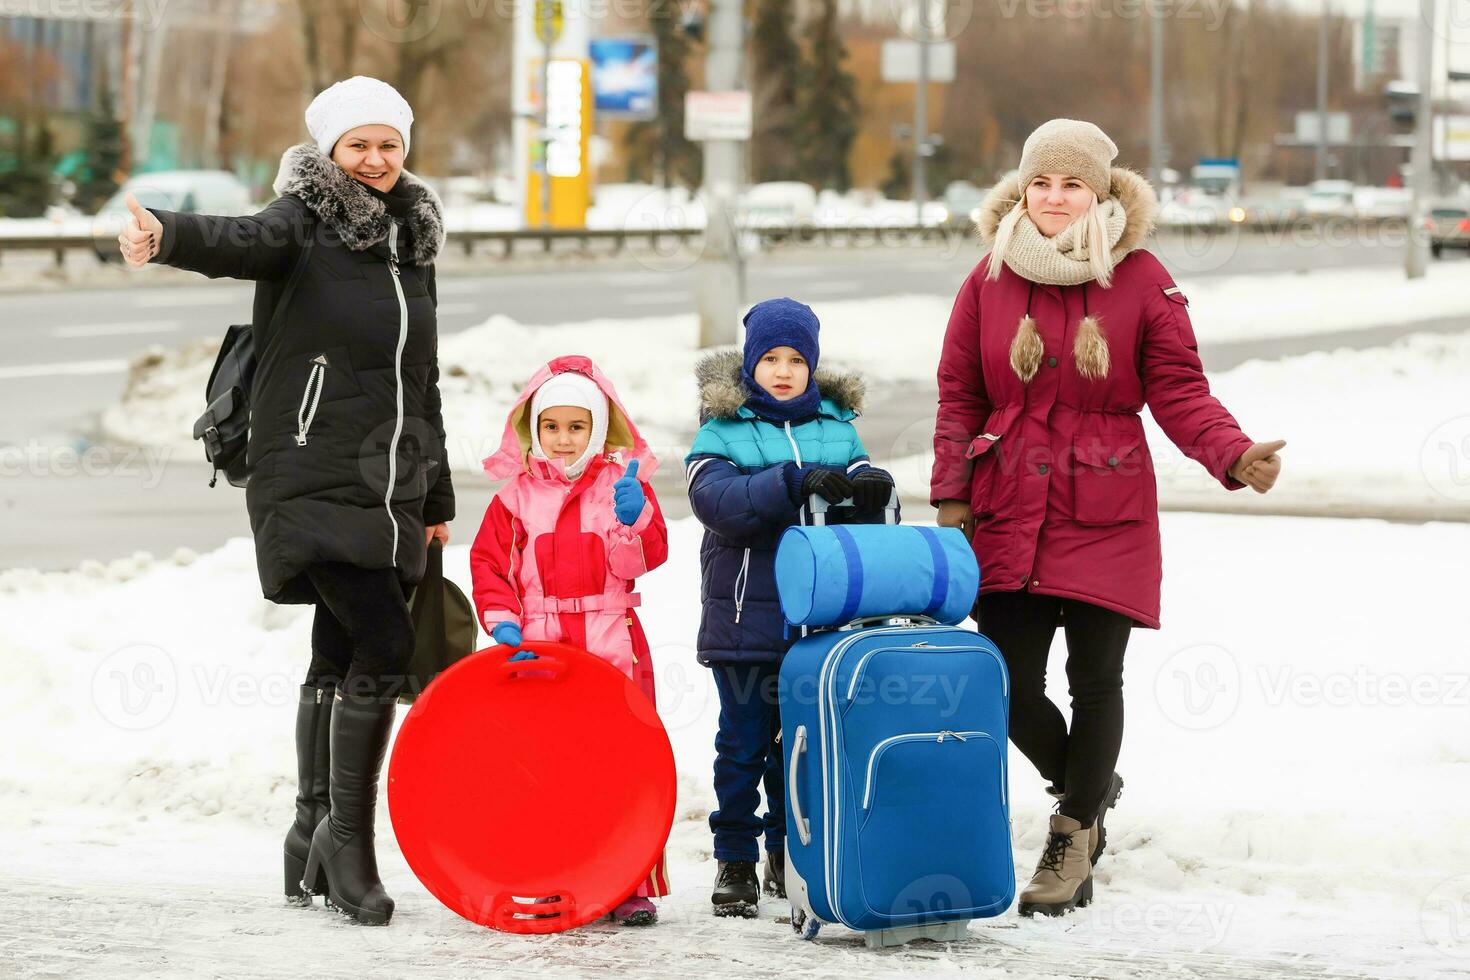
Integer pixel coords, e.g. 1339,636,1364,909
985,186,1116,289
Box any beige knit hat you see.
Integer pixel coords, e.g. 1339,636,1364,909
1018,118,1118,202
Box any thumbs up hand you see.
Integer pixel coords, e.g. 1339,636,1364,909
613,458,646,526
1228,439,1285,494
117,192,164,268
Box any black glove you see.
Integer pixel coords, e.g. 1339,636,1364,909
850,466,895,513
786,464,855,506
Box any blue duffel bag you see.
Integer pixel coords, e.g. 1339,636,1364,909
775,522,979,628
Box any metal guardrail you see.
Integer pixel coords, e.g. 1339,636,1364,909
0,215,1417,269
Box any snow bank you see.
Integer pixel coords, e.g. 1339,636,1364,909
100,262,1470,514
2,513,1466,974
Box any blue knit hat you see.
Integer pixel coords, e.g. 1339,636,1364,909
742,297,820,379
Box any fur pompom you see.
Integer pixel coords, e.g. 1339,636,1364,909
1072,315,1110,380
1009,315,1044,383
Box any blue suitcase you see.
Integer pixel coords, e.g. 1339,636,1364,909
778,497,1014,947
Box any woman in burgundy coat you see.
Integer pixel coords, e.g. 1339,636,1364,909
930,119,1284,916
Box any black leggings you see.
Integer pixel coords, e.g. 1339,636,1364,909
303,562,416,700
975,589,1132,828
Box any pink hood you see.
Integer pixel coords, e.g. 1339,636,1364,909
482,355,660,482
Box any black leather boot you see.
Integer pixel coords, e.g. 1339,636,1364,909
711,860,759,918
284,684,333,905
762,848,786,899
303,689,396,925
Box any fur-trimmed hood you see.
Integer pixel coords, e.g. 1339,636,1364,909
974,166,1158,259
694,348,865,421
271,143,445,265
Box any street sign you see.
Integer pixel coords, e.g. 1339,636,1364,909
590,36,658,120
534,0,563,44
685,90,752,141
1294,111,1352,144
1434,115,1470,161
880,40,956,84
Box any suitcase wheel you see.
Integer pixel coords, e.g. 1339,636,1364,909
791,905,821,940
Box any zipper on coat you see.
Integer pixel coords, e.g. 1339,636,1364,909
383,222,409,567
295,354,328,446
733,546,751,623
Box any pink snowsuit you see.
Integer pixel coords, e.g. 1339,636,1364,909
470,355,670,898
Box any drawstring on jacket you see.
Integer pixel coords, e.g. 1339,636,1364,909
1009,280,1111,383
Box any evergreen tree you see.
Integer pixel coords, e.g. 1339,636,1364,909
748,0,802,182
793,0,858,192
76,83,125,213
1,118,56,218
624,7,701,189
880,147,909,200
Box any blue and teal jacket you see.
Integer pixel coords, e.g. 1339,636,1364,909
684,349,893,665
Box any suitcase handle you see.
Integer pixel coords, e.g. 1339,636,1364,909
836,614,942,632
807,487,900,526
789,725,812,846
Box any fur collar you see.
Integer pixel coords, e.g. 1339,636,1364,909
271,143,445,265
695,348,866,421
973,166,1157,261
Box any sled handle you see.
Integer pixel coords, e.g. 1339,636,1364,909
807,487,900,527
488,890,578,932
490,642,572,682
789,725,812,846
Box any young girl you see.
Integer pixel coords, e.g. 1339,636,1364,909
684,297,896,917
470,354,670,925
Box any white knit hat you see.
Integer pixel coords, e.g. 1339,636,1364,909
529,372,608,480
305,75,414,158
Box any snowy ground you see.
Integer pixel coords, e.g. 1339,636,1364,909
101,265,1470,514
3,512,1468,978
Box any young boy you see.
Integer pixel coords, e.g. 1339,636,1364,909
684,297,895,917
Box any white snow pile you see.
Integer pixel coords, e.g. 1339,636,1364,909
2,513,1467,976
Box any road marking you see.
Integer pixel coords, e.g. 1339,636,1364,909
51,321,180,338
0,359,129,380
798,280,861,295
129,290,243,307
619,291,690,305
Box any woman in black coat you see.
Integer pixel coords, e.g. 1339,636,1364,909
119,75,451,926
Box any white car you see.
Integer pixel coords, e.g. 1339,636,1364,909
1302,180,1357,218
738,181,818,228
93,171,254,260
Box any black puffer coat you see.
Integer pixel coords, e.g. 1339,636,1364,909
149,143,454,603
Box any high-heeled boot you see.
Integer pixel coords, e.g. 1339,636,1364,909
284,684,333,905
302,689,396,924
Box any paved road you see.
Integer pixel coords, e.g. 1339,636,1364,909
2,239,1466,570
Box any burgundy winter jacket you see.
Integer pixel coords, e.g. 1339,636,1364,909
931,171,1255,628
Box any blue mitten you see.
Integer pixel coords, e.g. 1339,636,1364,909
491,621,523,648
613,458,646,526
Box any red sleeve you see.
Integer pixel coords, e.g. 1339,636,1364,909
470,494,524,632
609,482,668,580
931,260,994,506
1140,278,1255,490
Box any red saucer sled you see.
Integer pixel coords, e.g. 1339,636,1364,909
386,641,676,934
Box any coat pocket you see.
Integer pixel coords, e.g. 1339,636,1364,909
966,404,1021,517
1071,435,1147,525
1162,284,1198,350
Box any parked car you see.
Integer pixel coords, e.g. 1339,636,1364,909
92,170,254,261
938,180,986,230
1302,179,1357,218
738,181,818,228
1427,203,1470,259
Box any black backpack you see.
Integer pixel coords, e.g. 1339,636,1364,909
192,218,315,488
